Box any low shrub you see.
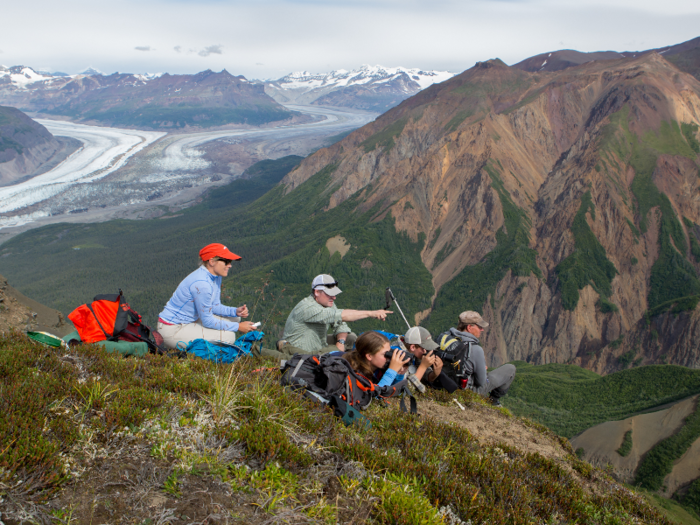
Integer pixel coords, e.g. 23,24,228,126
617,430,633,457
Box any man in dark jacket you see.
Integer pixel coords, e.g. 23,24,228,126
439,311,516,406
403,326,459,392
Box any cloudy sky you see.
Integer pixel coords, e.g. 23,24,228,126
2,0,699,79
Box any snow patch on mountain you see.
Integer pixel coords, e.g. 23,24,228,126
0,66,55,89
0,65,165,90
262,65,454,110
79,67,103,76
269,65,453,92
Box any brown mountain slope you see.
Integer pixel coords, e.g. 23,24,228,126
282,52,700,371
0,105,60,185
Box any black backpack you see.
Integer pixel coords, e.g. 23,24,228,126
280,353,417,413
436,333,473,384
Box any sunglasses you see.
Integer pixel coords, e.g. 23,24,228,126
217,258,233,266
315,281,339,289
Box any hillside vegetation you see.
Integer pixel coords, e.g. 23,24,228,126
0,331,675,524
506,361,700,519
503,362,700,438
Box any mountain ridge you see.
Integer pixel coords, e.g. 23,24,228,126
262,64,454,112
513,35,700,80
0,67,295,130
2,49,700,375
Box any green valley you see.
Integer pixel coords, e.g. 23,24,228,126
0,156,433,339
503,362,700,438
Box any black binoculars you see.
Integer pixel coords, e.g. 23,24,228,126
384,349,415,361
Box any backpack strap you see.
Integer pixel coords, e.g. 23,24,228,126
398,385,418,414
440,334,459,350
291,355,309,378
85,303,111,339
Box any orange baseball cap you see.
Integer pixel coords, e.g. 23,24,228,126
199,243,242,262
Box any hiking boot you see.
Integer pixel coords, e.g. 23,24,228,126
490,396,502,407
276,339,288,351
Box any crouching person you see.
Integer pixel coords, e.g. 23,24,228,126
342,331,410,387
403,326,460,393
270,274,392,360
439,311,516,406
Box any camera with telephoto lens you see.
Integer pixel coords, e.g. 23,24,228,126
432,350,451,362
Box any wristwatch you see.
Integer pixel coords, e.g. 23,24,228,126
337,338,346,345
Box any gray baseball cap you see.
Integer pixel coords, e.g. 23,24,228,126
312,274,342,297
404,326,439,351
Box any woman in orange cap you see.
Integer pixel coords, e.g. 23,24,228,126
157,243,255,349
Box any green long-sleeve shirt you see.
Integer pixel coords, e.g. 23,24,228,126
282,295,351,353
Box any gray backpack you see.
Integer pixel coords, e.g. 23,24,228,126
280,353,416,412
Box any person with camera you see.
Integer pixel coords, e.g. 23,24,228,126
438,311,516,406
402,326,459,392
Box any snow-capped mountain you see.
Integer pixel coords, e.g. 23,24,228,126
263,65,454,112
0,65,291,130
78,67,103,76
0,66,59,88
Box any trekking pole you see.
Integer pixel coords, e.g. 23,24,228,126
385,288,411,331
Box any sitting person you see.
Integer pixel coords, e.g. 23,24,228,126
275,274,393,358
438,311,516,406
342,331,411,387
402,326,459,392
157,243,255,349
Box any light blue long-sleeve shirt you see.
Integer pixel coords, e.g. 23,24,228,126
376,368,405,388
159,266,239,331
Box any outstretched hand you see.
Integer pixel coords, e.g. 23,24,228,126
374,310,393,321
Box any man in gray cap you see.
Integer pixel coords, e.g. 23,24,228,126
276,274,393,357
438,310,516,405
403,326,459,391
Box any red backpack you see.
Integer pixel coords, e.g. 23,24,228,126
68,290,165,354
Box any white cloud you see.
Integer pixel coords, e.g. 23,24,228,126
198,45,223,57
0,0,697,79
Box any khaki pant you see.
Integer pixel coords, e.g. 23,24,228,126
260,332,357,361
157,316,240,349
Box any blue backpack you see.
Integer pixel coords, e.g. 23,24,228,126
183,330,264,364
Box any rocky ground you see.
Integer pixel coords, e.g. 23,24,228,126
0,273,69,336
